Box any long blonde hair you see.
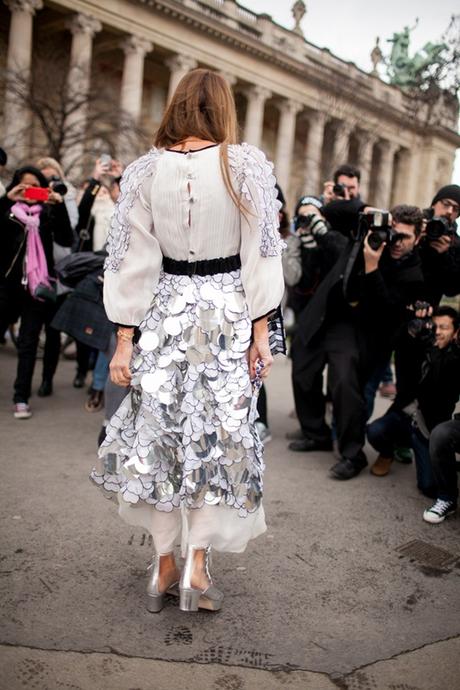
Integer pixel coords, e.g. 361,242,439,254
154,69,243,213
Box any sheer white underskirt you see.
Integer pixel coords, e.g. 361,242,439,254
117,496,266,556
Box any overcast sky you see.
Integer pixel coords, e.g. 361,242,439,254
243,0,459,182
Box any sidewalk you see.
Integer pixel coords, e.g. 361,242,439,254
0,343,459,689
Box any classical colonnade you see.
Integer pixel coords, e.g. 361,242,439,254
3,0,408,207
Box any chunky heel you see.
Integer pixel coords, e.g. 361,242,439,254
145,553,180,613
179,587,201,612
179,545,224,613
146,592,165,613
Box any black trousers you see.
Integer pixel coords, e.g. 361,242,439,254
13,294,62,403
291,320,366,459
429,419,460,504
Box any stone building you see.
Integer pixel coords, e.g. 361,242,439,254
1,0,459,211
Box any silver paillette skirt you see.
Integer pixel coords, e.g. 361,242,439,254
90,269,264,520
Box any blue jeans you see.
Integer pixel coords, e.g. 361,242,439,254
364,360,393,420
92,351,109,392
366,409,412,455
411,427,436,498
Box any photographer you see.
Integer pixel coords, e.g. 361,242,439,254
420,184,460,305
367,306,460,498
289,204,425,481
286,195,346,319
0,166,73,418
332,164,362,201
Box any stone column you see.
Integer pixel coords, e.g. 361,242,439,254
303,110,328,194
62,13,102,175
244,85,271,148
166,54,198,102
120,36,153,121
331,121,352,169
357,131,376,201
118,36,153,162
3,0,43,163
275,99,303,192
374,140,399,208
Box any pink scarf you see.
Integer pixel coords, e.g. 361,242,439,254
11,201,51,297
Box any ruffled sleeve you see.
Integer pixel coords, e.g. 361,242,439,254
229,143,286,353
103,148,163,326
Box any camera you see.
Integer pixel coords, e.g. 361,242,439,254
357,210,392,250
295,213,317,232
425,215,455,241
407,300,434,341
49,175,68,196
333,183,346,198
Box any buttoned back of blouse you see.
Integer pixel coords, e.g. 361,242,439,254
103,143,285,327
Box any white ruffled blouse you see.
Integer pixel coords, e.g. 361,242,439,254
104,143,285,326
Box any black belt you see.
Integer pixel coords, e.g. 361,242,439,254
162,254,241,276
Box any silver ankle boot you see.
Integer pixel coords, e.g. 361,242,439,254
146,554,179,613
179,545,224,612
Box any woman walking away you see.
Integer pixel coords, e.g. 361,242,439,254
90,69,285,612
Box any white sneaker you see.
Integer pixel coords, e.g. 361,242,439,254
255,421,272,444
423,498,456,524
14,403,32,419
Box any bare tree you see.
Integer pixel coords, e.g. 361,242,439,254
1,48,149,179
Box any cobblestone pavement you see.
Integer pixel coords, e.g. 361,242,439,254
1,342,459,689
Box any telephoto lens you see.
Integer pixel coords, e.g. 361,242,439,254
49,175,68,196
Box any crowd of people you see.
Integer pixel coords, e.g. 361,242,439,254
0,147,125,444
276,166,460,525
1,146,459,529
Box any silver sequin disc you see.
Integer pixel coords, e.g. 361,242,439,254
138,331,160,352
141,369,168,393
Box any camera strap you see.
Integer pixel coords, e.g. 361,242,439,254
342,238,362,301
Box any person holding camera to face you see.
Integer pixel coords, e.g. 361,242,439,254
367,306,460,506
0,166,73,418
286,195,347,320
420,184,460,305
289,203,425,481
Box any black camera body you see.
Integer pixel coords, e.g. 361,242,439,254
49,175,68,196
294,213,317,232
357,211,392,250
407,300,435,342
425,215,455,241
333,182,346,198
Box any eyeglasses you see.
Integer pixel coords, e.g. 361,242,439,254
440,199,459,214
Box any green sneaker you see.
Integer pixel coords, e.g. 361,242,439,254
394,446,413,464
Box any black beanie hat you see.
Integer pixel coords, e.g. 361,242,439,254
431,184,460,207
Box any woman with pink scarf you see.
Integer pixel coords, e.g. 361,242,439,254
0,166,73,418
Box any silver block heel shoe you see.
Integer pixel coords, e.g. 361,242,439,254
146,555,179,613
179,545,224,612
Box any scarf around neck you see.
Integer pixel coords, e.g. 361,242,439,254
11,201,51,296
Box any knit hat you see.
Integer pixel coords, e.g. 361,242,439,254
431,184,460,207
295,195,322,217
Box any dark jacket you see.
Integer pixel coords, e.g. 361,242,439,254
419,236,460,305
0,195,73,286
74,178,102,251
417,343,460,431
51,270,112,351
295,235,425,373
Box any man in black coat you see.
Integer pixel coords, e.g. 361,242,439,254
289,204,426,480
419,184,460,305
